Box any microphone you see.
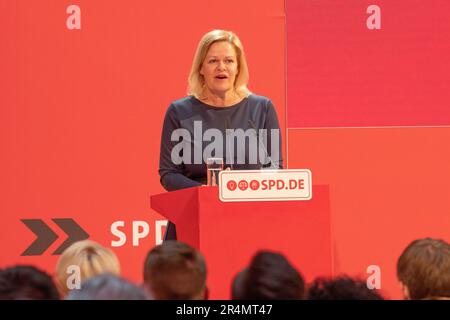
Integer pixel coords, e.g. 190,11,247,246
224,118,234,170
248,120,278,169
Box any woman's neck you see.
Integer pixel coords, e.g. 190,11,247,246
201,90,242,107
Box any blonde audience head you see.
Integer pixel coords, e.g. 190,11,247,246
55,240,120,296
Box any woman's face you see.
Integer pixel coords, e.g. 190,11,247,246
200,41,239,96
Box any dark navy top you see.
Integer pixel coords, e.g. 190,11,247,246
158,94,283,191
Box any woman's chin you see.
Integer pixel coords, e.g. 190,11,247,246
209,87,233,96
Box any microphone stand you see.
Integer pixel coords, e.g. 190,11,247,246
225,118,234,170
248,120,278,170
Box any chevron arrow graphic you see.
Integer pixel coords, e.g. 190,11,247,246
21,218,89,256
20,219,58,256
52,218,89,255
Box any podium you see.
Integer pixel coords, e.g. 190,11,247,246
151,185,332,299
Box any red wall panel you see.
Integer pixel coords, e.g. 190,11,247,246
287,0,450,127
288,127,450,299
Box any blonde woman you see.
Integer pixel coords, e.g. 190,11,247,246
55,240,120,297
159,30,283,240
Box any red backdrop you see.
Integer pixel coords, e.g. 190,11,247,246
0,0,286,287
1,0,449,300
286,0,450,127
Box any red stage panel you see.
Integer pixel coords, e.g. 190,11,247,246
287,127,450,299
287,0,450,127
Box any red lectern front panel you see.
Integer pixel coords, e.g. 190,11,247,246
151,185,331,299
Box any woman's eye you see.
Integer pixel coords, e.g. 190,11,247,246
209,59,217,63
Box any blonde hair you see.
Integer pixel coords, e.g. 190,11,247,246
55,240,120,296
188,30,251,99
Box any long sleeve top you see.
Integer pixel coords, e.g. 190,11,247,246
158,94,283,191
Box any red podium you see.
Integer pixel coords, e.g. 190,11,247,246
151,185,332,299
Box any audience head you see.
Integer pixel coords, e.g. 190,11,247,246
0,265,59,300
143,240,207,300
55,239,120,296
397,237,450,300
66,274,149,300
6,236,447,301
231,250,305,300
307,276,383,300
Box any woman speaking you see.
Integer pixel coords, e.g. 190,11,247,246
159,30,282,240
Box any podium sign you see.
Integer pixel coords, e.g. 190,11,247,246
219,169,312,202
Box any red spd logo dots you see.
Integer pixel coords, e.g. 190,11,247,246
227,180,237,191
250,180,260,191
238,180,249,191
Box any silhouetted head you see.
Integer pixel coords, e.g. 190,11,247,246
231,250,305,300
307,276,384,300
143,240,207,300
397,237,450,300
0,265,59,300
66,274,150,300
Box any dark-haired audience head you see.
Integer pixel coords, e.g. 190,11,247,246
66,274,150,300
231,250,305,300
307,276,384,300
0,265,59,300
397,237,450,300
143,240,207,300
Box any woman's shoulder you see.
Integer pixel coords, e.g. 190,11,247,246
247,93,273,105
166,94,274,113
163,96,200,118
168,96,197,109
246,94,275,113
